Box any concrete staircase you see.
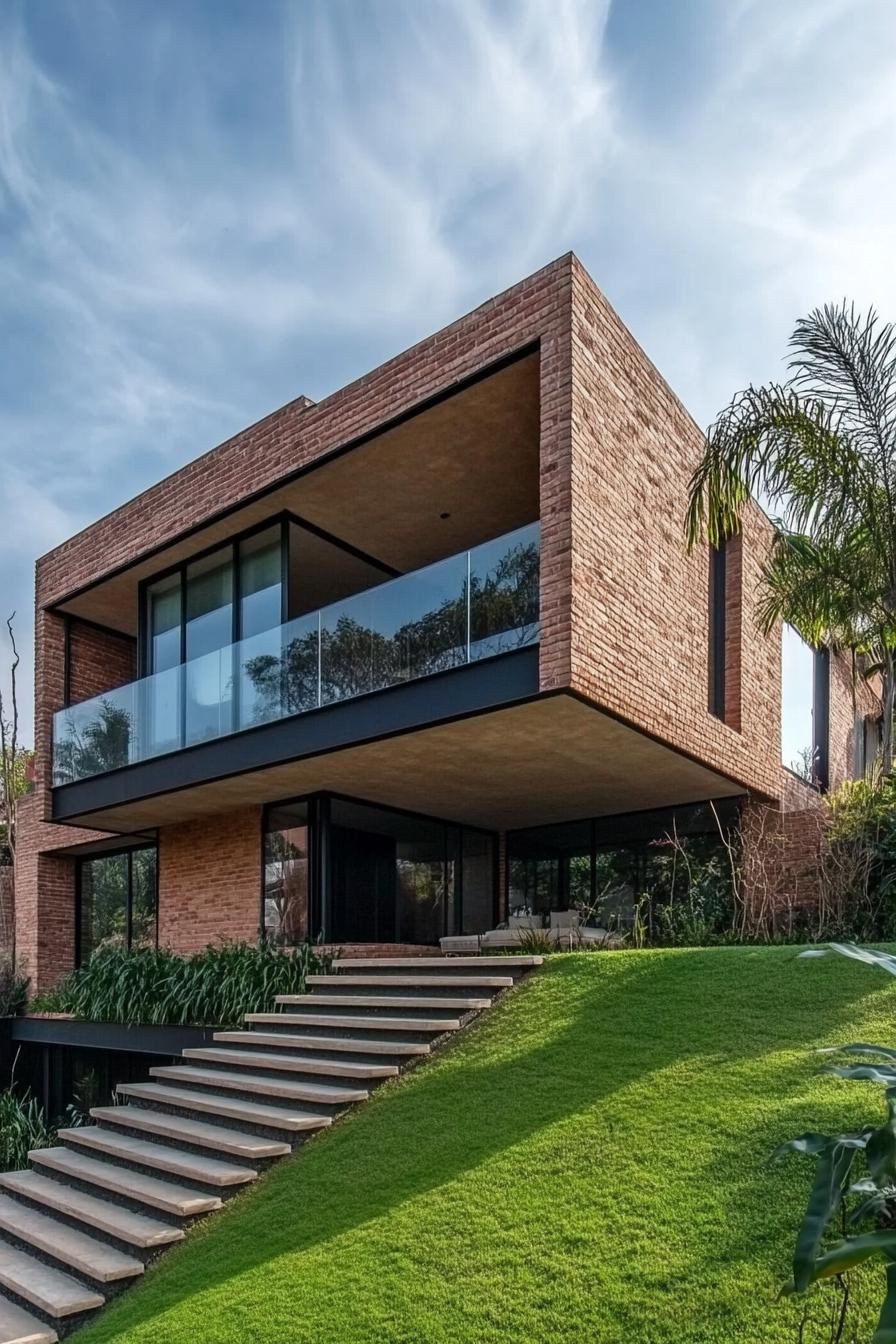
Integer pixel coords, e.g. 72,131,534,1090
0,955,542,1341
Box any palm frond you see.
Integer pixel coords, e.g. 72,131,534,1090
686,385,871,548
755,529,888,646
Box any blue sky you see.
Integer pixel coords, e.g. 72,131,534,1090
1,0,895,741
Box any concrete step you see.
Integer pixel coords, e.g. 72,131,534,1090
306,975,514,990
334,956,542,971
0,1172,183,1252
277,994,492,1011
28,1149,221,1219
217,1030,431,1058
0,1195,143,1285
117,1083,332,1135
57,1128,256,1189
91,1107,290,1161
0,1239,104,1319
0,1295,57,1344
149,1065,368,1106
246,1012,461,1034
182,1047,398,1080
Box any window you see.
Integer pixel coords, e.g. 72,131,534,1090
263,801,310,944
709,544,726,719
507,800,742,934
781,626,830,788
262,794,496,945
77,846,158,965
141,521,286,681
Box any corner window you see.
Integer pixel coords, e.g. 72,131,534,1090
781,626,829,789
77,846,158,965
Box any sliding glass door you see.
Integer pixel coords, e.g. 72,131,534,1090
143,522,286,746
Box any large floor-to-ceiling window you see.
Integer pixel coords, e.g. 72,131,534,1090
77,845,158,965
261,794,495,946
507,800,742,934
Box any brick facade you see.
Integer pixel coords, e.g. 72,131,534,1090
68,620,136,704
0,866,13,954
158,808,263,954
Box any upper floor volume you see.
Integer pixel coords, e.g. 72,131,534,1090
34,251,853,839
53,519,540,785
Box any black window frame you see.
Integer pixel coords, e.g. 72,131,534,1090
75,842,159,967
505,797,744,916
709,542,727,720
260,790,498,943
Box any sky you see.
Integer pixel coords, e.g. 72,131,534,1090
1,0,896,743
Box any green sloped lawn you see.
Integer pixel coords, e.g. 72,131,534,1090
76,947,895,1343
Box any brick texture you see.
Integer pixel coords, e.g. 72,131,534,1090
158,808,263,953
0,866,13,954
68,621,136,703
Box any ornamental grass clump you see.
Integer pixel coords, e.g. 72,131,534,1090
33,940,329,1029
0,1089,53,1172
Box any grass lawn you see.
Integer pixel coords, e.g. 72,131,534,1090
75,947,896,1343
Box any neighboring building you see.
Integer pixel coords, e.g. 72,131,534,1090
15,253,881,992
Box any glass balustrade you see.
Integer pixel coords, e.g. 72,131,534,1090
52,522,540,785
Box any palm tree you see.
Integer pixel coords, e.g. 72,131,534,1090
685,302,896,774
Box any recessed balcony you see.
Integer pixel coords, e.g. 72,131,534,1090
53,523,540,787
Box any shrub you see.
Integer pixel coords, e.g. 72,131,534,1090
32,940,330,1029
0,1089,53,1172
0,955,28,1017
775,943,896,1338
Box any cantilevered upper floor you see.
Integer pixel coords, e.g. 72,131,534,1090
33,253,830,836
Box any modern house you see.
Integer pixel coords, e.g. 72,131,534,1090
15,253,881,995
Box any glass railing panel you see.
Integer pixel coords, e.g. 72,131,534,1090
184,646,234,747
319,551,468,706
137,663,182,761
236,611,321,728
385,553,468,685
468,521,540,660
53,682,137,784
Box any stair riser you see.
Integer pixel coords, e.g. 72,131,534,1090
180,1057,395,1092
246,1022,460,1044
91,1118,283,1173
0,1279,99,1341
120,1095,320,1146
217,1032,430,1066
142,1081,354,1120
27,1165,204,1231
0,1225,137,1305
0,1187,164,1268
333,964,539,980
56,1139,251,1202
305,986,505,1001
275,1003,476,1020
0,1198,157,1268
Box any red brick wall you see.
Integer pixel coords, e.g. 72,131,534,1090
68,621,136,704
158,807,263,953
15,790,115,994
567,257,783,800
14,800,75,993
0,866,13,954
